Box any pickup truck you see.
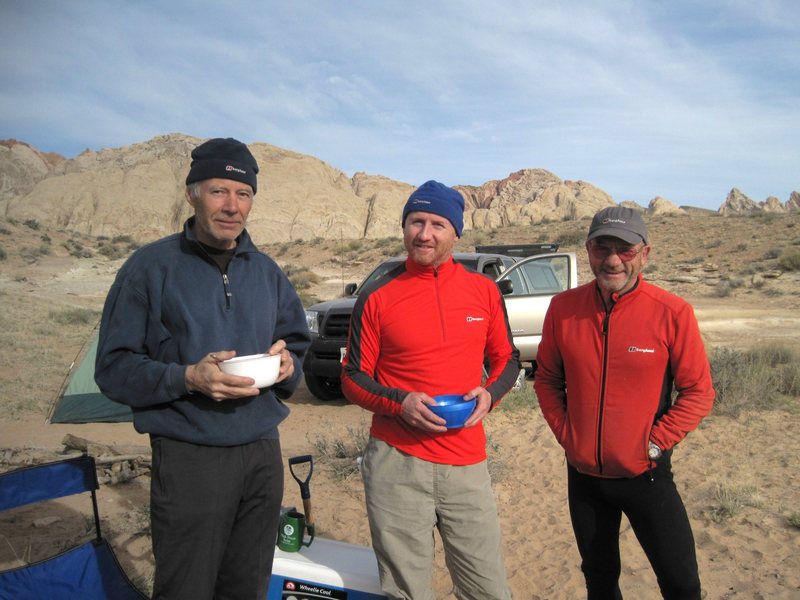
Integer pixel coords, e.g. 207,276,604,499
302,246,579,401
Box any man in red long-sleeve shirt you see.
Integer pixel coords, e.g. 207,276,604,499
342,180,520,600
535,206,714,599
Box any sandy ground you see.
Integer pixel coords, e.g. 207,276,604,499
1,216,799,598
2,305,799,599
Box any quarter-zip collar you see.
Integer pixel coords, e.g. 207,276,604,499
594,272,644,311
183,216,258,258
404,255,457,279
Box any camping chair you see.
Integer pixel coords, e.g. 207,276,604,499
0,455,147,599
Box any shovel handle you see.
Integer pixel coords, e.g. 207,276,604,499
288,454,313,499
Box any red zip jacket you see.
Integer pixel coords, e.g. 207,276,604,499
534,274,714,478
341,257,521,465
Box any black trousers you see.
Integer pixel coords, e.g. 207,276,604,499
150,437,284,600
567,463,701,600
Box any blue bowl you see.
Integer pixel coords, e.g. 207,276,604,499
429,395,477,429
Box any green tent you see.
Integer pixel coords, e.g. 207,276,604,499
49,334,133,423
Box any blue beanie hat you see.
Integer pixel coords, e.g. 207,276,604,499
401,180,465,237
185,137,259,193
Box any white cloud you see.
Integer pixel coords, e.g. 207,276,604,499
0,0,797,209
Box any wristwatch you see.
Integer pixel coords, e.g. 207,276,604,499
648,441,662,460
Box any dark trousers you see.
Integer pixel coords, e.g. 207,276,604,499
567,463,701,600
150,437,284,600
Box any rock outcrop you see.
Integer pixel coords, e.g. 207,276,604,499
719,188,759,215
0,140,63,203
1,135,624,243
619,200,646,212
3,134,795,243
718,187,798,215
787,191,800,212
648,196,685,216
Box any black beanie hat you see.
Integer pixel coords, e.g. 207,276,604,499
185,137,259,194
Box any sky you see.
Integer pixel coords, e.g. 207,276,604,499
1,1,797,210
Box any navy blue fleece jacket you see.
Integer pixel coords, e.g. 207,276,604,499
95,218,311,446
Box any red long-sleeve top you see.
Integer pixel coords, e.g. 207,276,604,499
342,257,521,465
534,275,714,478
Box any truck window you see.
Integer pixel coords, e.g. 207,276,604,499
502,255,571,296
481,260,503,279
504,268,529,296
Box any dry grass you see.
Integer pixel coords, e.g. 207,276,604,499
709,482,762,522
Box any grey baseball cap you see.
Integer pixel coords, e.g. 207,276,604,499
587,206,648,245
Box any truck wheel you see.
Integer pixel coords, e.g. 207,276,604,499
305,374,343,402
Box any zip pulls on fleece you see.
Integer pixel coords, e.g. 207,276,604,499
193,239,235,310
222,273,233,309
596,291,614,475
434,266,448,343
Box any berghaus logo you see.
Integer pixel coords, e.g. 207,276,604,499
628,346,655,353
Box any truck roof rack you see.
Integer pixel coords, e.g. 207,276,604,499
474,243,560,257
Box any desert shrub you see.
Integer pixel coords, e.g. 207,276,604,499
0,247,6,261
274,242,290,256
555,229,586,247
704,239,722,249
735,243,748,252
762,287,784,297
777,361,800,397
777,252,800,271
726,277,745,289
709,344,799,416
0,226,11,235
688,256,705,264
63,239,93,258
20,245,50,262
49,307,100,325
23,219,40,230
738,264,758,276
470,231,486,246
750,345,793,367
312,423,370,480
283,265,320,290
789,513,800,529
373,237,394,248
381,242,405,256
97,242,126,260
762,248,782,260
297,291,319,308
748,212,782,225
497,379,535,412
711,282,733,298
710,483,760,522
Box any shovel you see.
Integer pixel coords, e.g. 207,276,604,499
288,454,314,525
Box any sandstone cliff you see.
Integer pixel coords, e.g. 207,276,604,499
1,135,796,243
719,187,797,215
648,196,686,216
0,135,614,243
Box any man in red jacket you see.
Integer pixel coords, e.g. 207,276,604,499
535,206,714,600
342,180,520,599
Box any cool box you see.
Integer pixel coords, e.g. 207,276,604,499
268,537,385,599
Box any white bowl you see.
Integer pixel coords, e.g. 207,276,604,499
219,353,281,388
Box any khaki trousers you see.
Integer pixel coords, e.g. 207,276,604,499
362,438,511,600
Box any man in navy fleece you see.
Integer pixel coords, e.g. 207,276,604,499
95,137,310,599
